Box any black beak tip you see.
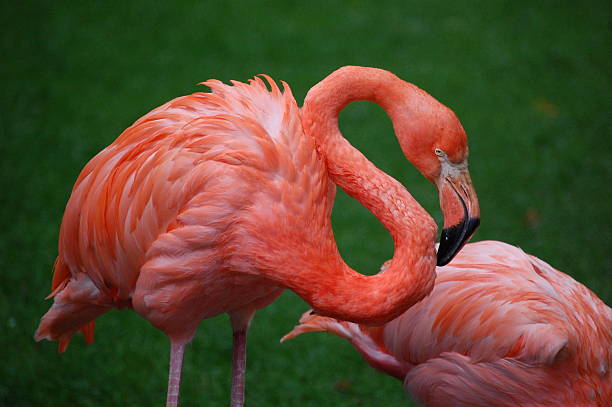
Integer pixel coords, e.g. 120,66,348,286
436,217,480,267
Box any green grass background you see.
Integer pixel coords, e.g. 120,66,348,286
1,1,610,406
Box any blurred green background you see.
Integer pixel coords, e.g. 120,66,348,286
1,1,610,406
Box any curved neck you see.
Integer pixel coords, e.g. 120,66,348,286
296,66,438,325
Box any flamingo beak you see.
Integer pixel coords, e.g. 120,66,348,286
436,167,480,266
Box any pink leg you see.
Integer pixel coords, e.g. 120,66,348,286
166,339,187,407
229,310,255,407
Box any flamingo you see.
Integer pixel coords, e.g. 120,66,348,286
283,240,612,407
34,66,479,406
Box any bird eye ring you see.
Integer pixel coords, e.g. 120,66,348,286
434,148,445,157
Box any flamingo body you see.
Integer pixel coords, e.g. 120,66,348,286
37,77,316,343
284,241,612,407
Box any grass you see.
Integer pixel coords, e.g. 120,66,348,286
1,1,610,406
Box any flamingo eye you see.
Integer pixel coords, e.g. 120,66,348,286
434,148,445,157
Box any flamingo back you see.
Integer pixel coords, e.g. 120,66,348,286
388,241,611,406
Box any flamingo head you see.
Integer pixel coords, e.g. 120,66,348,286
392,94,480,266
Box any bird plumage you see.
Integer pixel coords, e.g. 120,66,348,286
283,240,612,406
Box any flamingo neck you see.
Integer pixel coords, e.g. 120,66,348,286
296,66,438,325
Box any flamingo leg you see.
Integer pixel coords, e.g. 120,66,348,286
229,310,255,407
166,339,187,407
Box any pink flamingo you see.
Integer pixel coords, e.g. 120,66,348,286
283,240,612,407
34,66,479,406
